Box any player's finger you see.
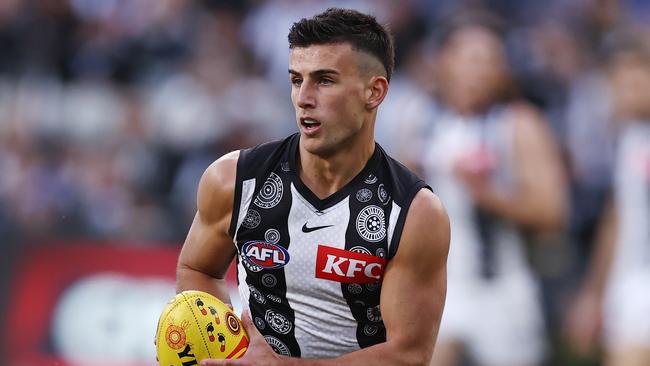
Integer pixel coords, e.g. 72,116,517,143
240,309,261,337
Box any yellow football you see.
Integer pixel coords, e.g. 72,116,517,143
155,290,248,365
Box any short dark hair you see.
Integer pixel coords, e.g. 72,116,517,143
288,7,394,82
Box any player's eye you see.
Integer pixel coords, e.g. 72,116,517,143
319,78,334,85
291,78,302,86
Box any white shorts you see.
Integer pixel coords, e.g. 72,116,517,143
437,274,546,366
604,270,650,351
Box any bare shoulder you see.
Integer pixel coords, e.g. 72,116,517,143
397,189,450,264
197,150,240,223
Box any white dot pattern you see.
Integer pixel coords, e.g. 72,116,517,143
283,184,360,357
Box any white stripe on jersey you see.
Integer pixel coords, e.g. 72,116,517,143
387,201,401,253
236,178,256,312
284,183,360,358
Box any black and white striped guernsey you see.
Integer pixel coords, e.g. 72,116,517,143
228,133,429,358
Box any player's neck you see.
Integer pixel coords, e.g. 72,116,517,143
297,137,375,200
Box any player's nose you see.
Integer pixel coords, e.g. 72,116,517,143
296,83,316,109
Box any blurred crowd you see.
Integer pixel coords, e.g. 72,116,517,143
1,0,650,365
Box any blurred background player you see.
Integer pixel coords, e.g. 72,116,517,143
406,12,568,366
564,30,650,366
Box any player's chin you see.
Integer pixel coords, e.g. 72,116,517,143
301,139,336,158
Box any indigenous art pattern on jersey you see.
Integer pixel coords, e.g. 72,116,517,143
229,134,428,358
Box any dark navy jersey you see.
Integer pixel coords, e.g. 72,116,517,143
229,133,429,358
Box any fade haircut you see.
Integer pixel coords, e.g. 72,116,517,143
288,7,394,82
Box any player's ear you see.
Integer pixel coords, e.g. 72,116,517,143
365,75,389,110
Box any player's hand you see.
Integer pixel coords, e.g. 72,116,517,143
200,310,284,366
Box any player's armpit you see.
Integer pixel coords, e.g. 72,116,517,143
176,151,240,302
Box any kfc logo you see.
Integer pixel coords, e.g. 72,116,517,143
242,241,290,269
315,246,386,284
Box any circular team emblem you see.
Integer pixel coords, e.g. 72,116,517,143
349,246,372,255
265,335,291,356
165,324,187,350
249,285,266,304
367,305,382,323
347,284,362,294
265,309,292,334
364,174,378,184
376,248,386,258
242,209,261,229
356,188,372,202
364,324,379,336
281,161,290,172
356,206,386,242
377,184,389,203
366,282,380,292
262,274,277,287
225,311,241,336
255,317,266,330
265,229,280,244
254,173,284,209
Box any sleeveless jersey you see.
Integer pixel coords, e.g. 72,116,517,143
229,134,429,358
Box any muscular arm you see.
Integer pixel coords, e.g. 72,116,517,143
176,151,240,304
204,189,450,366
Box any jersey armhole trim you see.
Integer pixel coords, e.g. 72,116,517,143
228,150,245,239
387,182,432,259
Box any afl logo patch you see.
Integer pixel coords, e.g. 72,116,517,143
265,310,292,334
254,172,283,209
264,335,291,356
242,241,290,270
356,205,386,242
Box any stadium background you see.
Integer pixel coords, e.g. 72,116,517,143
0,0,648,365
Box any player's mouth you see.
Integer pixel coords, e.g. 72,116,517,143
300,118,322,135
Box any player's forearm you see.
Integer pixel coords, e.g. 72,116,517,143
176,265,232,305
279,341,430,366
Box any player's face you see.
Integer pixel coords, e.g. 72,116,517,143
289,43,369,157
